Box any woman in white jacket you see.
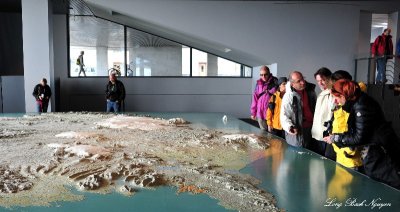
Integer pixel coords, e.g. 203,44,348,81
311,67,335,159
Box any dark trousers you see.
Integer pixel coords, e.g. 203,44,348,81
36,100,49,113
315,140,336,161
324,143,336,161
303,127,317,152
270,129,285,139
376,57,387,83
314,140,327,156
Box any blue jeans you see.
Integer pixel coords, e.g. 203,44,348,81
36,101,48,113
376,57,387,83
106,100,120,113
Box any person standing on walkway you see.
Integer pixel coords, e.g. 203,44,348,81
77,51,86,77
371,28,393,84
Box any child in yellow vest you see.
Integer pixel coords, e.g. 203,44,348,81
266,77,287,139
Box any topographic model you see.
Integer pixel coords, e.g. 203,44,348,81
0,113,281,211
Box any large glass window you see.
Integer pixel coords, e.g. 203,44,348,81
69,16,124,77
244,66,252,77
192,49,208,76
126,28,189,77
182,47,190,76
69,16,251,78
192,48,248,77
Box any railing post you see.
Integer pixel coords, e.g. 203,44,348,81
354,59,358,82
367,57,371,84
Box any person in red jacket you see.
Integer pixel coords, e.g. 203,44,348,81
371,28,393,84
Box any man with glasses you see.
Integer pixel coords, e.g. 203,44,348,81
250,65,278,130
281,71,317,149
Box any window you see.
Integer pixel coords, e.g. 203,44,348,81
192,49,208,76
126,28,189,77
192,48,248,77
69,15,251,78
69,16,124,77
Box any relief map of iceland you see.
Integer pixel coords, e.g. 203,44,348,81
0,113,281,211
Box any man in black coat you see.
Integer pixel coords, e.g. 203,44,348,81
32,78,52,113
105,73,125,112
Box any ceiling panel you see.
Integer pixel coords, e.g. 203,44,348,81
70,15,181,48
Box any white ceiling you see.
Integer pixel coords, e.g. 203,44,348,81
72,0,400,66
372,13,388,29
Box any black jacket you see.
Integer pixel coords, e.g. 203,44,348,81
333,93,400,189
32,84,52,102
304,82,317,114
105,80,125,102
334,93,384,146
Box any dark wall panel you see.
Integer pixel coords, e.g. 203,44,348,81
0,13,24,76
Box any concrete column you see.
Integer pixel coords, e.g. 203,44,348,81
97,46,108,76
357,11,372,83
53,15,68,111
207,54,218,76
22,0,53,112
127,47,135,76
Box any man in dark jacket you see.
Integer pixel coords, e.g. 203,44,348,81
105,73,125,112
32,78,52,113
371,28,393,84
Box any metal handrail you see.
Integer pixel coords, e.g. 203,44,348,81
354,55,400,84
355,54,398,61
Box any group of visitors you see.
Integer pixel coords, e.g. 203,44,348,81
32,72,125,113
251,66,400,189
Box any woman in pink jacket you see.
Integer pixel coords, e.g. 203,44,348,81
250,65,278,130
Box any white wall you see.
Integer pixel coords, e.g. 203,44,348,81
87,0,360,81
371,27,384,42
